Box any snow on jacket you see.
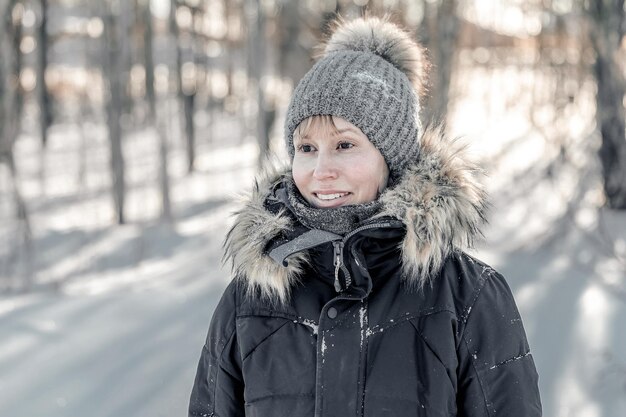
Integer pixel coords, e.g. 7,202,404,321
189,127,542,417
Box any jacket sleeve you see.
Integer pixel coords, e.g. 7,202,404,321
456,268,542,417
189,281,245,417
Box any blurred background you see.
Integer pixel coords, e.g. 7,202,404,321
0,0,625,416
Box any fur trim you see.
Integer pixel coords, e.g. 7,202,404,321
321,16,429,95
375,125,488,287
223,162,309,305
223,126,488,303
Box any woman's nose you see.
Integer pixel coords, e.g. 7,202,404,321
312,152,338,180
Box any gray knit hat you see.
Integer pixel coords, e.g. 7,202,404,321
284,17,429,181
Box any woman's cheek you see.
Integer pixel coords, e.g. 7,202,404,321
292,156,314,188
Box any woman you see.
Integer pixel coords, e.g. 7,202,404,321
189,16,542,417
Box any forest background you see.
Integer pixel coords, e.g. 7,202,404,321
1,0,625,416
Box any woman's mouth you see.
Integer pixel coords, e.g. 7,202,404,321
315,192,349,201
313,192,352,207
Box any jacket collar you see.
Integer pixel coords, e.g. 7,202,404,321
223,125,488,304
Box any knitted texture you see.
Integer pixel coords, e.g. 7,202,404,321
284,178,382,235
284,16,428,182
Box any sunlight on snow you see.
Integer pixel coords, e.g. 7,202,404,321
554,285,616,417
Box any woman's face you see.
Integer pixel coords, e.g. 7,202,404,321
292,116,389,208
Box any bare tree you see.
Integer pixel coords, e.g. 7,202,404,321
421,0,459,123
9,0,24,121
103,1,127,224
277,0,313,84
36,0,51,147
142,0,171,221
245,0,271,164
585,0,626,209
1,0,33,288
170,0,197,173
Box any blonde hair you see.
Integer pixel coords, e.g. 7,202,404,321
293,115,341,144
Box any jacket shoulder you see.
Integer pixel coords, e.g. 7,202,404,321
447,252,520,329
433,251,498,322
204,280,240,349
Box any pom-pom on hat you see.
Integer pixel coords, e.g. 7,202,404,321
284,16,429,182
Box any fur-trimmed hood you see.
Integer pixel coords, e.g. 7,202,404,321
223,126,488,303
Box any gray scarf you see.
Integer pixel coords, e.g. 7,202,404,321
284,179,382,235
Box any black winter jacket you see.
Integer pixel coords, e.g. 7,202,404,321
189,127,542,417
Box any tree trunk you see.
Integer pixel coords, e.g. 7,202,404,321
10,0,24,123
594,54,626,208
587,1,626,209
245,0,270,165
104,5,126,224
143,0,156,122
278,0,310,83
118,0,134,120
170,0,196,173
37,0,51,147
183,92,195,169
6,0,23,158
1,0,33,289
0,3,10,150
2,0,24,169
142,0,171,221
157,99,172,222
5,151,33,290
422,0,459,124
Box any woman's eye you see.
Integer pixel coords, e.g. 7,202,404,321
298,144,314,153
338,142,354,150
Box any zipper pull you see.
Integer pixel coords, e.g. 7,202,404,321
333,241,344,292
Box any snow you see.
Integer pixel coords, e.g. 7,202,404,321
0,109,256,417
489,352,532,370
359,304,367,350
451,65,626,417
296,317,319,335
0,286,221,417
1,62,625,417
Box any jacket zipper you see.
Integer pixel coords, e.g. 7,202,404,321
331,221,400,292
333,241,345,292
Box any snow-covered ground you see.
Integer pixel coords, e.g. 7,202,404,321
0,108,259,416
1,65,625,417
452,66,626,417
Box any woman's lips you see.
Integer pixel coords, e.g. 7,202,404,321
315,192,348,200
313,192,352,207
